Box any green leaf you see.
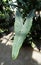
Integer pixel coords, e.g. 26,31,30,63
12,10,35,60
14,10,23,33
17,0,23,3
12,10,23,60
3,0,6,3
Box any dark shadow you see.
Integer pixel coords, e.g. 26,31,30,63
31,15,41,51
0,33,3,38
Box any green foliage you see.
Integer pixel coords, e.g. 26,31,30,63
0,0,41,60
12,10,23,59
12,9,35,60
12,0,41,60
14,10,23,33
0,0,14,32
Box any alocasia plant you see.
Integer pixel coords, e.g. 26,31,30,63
12,9,35,60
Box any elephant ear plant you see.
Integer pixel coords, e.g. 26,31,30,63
12,9,35,60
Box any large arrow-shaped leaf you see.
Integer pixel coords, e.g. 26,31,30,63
12,10,35,60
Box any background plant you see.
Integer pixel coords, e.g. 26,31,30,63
0,0,14,32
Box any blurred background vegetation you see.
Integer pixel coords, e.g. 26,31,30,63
0,0,15,33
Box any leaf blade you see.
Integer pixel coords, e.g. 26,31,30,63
12,10,35,60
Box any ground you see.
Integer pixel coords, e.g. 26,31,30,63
0,27,41,65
